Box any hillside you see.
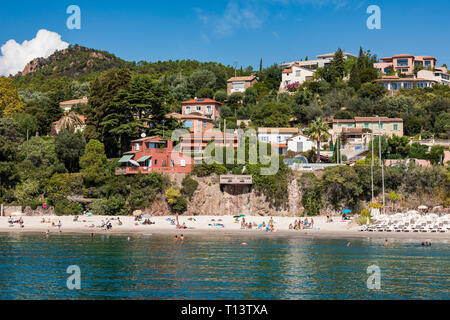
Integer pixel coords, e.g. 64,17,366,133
14,44,134,83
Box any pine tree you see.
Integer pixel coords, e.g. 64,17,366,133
349,64,362,91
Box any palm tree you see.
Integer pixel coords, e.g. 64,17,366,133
59,112,84,131
305,118,331,163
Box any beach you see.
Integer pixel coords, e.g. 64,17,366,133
1,215,449,241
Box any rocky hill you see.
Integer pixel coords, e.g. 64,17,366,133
15,44,134,80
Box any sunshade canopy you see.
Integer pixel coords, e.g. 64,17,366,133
118,155,134,163
137,155,152,162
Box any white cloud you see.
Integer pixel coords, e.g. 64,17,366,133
0,29,69,76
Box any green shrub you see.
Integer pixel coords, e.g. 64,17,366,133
181,176,199,200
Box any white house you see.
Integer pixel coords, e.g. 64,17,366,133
417,69,450,87
287,133,314,153
280,64,315,92
258,128,299,155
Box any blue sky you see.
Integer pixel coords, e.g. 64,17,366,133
1,0,450,71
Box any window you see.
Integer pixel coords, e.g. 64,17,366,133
392,124,399,131
196,106,202,112
185,106,191,114
277,136,281,142
295,70,301,77
183,121,193,128
154,160,158,166
363,123,370,129
181,160,186,167
206,106,212,114
135,143,140,151
171,160,174,167
233,82,245,90
384,68,390,74
203,121,206,127
397,59,409,66
403,82,412,89
425,61,431,67
391,83,398,90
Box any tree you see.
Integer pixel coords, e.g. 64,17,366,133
251,101,292,127
80,139,109,186
389,191,402,212
187,70,217,97
166,187,187,224
348,64,361,91
10,113,37,139
196,88,214,99
408,142,428,159
0,77,25,116
84,68,132,143
305,118,331,163
55,129,86,172
57,112,84,131
181,176,199,200
358,83,387,100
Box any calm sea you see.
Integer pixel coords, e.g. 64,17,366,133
0,233,448,300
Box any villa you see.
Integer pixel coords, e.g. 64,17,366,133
116,136,192,175
374,54,438,76
280,64,315,93
417,69,450,87
258,128,300,155
332,117,404,151
59,97,88,113
287,133,315,153
282,51,357,71
227,75,258,95
182,98,222,120
280,51,356,92
377,76,436,92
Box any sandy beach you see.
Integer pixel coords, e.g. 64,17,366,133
1,215,450,241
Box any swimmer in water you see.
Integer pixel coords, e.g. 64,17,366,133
174,235,178,242
347,242,351,247
384,239,389,248
180,235,184,241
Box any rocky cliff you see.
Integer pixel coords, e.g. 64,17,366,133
149,175,303,217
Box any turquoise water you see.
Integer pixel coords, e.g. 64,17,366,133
0,233,448,300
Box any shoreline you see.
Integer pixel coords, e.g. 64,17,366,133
2,228,449,242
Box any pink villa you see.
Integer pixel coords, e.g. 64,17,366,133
385,159,432,168
116,137,192,175
182,98,222,120
374,54,438,75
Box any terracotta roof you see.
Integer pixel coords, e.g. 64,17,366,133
227,76,257,82
271,144,288,148
287,132,311,140
182,98,222,105
282,68,292,73
131,136,167,143
258,128,299,134
354,117,403,122
333,119,356,123
60,98,88,105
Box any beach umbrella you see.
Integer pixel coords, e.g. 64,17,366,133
133,210,143,216
342,209,352,214
187,218,197,222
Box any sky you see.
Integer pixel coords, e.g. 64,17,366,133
1,0,450,76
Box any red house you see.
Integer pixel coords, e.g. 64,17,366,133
116,137,192,175
182,98,222,120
